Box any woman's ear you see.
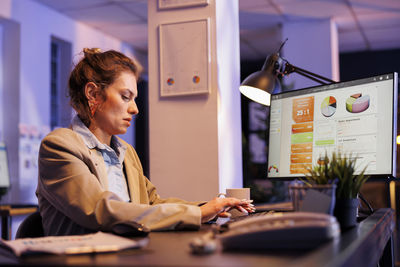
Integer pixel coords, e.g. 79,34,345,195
84,82,100,102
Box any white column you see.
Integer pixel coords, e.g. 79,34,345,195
147,0,242,201
282,19,339,90
215,0,242,192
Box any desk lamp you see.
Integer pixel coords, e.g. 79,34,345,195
239,39,336,105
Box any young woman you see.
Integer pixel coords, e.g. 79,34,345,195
36,48,254,236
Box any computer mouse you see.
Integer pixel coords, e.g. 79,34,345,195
110,220,150,237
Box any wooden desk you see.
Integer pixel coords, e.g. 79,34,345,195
0,205,38,240
0,208,394,267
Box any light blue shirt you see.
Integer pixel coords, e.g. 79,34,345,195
71,116,131,202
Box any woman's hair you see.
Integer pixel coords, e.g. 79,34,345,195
69,48,142,126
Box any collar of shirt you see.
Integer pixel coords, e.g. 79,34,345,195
71,115,127,164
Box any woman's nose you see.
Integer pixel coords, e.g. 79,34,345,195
128,101,139,115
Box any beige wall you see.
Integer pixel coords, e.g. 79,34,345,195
147,0,242,201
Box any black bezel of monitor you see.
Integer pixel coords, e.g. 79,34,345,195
266,72,398,180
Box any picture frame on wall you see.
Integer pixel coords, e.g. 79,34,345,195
159,19,211,97
158,0,209,10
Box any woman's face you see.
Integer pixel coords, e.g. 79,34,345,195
93,71,138,139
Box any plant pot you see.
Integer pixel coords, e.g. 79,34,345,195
334,198,359,230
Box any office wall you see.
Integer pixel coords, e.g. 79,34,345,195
1,18,20,204
148,0,242,201
0,0,141,204
282,19,339,90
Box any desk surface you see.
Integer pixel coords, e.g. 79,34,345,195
0,205,38,216
0,204,38,240
0,208,394,267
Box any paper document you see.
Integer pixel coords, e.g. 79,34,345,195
0,231,148,256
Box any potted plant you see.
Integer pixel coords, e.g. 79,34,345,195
304,152,369,229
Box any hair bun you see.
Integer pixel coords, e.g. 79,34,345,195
83,48,102,56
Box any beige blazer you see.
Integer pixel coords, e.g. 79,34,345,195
36,128,202,236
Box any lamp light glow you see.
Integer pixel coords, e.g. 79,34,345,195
239,85,271,106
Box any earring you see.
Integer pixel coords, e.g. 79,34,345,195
88,101,97,116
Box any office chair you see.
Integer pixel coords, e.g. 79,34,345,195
15,211,44,239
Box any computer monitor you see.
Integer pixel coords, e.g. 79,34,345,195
267,72,398,179
0,143,10,192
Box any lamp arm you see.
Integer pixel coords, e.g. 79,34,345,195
284,62,336,85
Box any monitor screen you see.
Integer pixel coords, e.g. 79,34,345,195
267,72,398,179
0,143,10,188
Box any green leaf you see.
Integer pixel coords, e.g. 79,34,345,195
303,151,369,199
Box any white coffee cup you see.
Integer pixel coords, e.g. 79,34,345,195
219,188,250,200
218,188,251,217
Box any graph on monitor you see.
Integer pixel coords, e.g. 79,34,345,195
267,73,398,179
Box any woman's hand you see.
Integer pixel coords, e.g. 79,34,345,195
200,197,255,223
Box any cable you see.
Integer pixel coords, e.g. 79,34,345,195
359,193,374,214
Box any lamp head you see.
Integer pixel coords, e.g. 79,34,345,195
239,71,274,106
239,39,335,106
239,52,281,106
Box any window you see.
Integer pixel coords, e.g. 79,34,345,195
50,37,72,129
50,42,59,130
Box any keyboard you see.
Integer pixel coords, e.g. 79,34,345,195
219,211,273,232
218,211,341,250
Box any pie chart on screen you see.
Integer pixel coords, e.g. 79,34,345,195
346,93,370,113
321,96,337,117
